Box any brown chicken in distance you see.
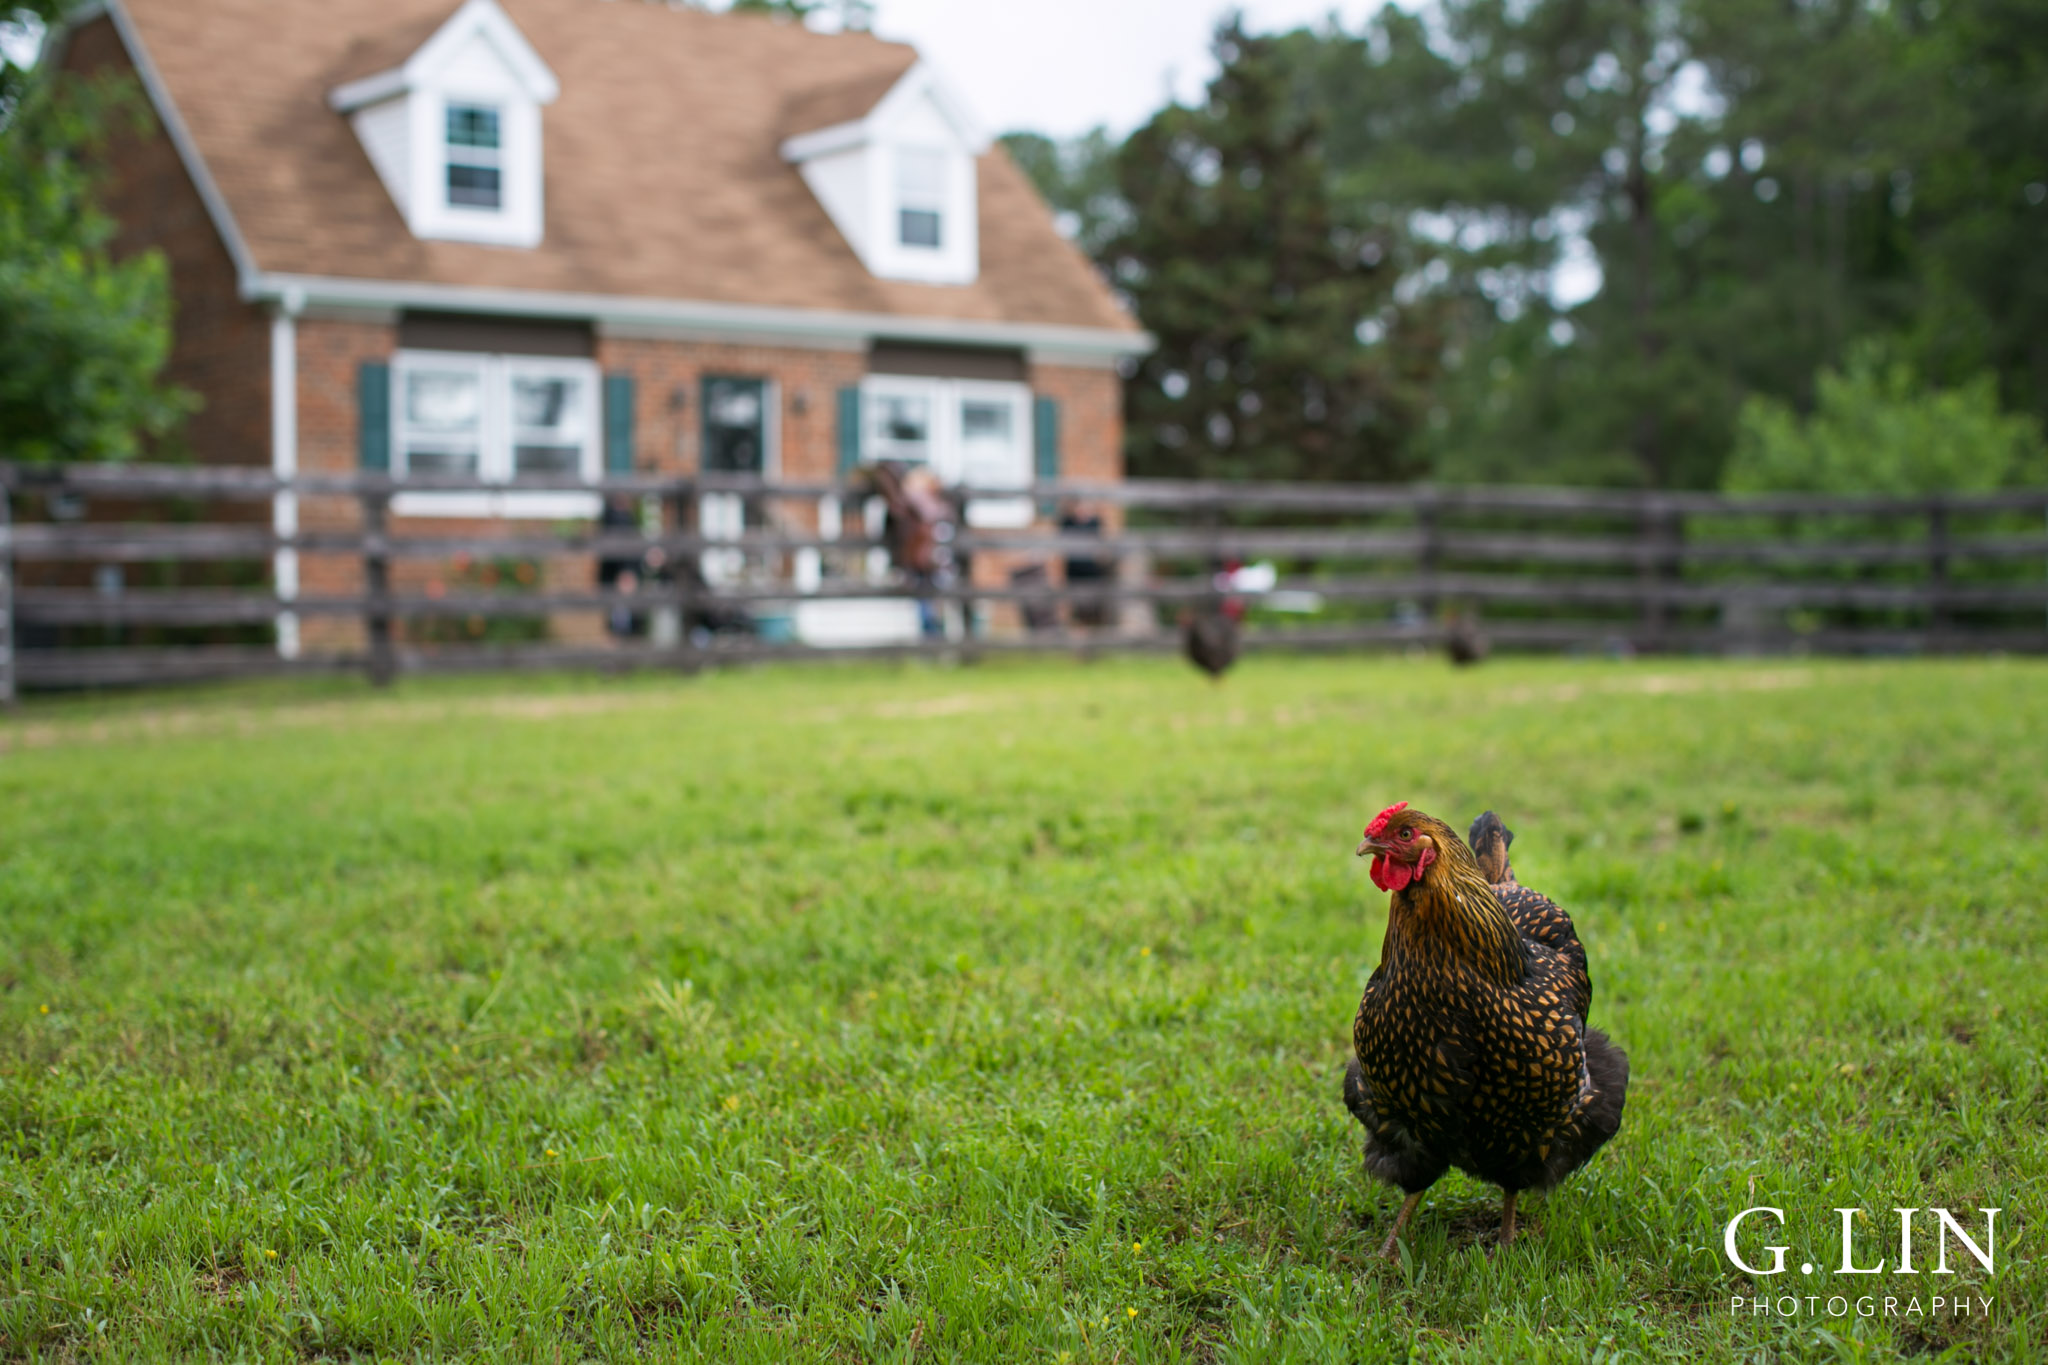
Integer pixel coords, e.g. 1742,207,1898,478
1181,602,1242,681
1345,804,1627,1257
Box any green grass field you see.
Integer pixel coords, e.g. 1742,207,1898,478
2,656,2042,1362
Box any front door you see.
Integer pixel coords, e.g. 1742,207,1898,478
700,376,769,586
702,377,767,475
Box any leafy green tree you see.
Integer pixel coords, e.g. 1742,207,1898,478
1102,21,1434,484
1723,343,2046,496
0,46,192,463
1908,0,2048,426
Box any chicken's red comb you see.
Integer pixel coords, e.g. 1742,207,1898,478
1364,801,1409,838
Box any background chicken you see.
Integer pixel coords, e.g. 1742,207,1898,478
1180,602,1241,680
1344,804,1627,1256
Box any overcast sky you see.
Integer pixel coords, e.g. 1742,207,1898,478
858,0,1391,139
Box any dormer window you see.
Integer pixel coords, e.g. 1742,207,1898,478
330,0,558,249
896,148,945,249
781,62,987,286
445,104,503,210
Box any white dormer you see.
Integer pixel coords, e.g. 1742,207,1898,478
329,0,559,248
781,63,988,287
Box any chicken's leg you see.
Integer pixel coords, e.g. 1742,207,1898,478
1498,1189,1518,1248
1378,1192,1423,1260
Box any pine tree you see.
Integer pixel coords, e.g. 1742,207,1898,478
1103,21,1433,483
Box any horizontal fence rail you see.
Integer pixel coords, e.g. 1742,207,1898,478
2,461,2045,694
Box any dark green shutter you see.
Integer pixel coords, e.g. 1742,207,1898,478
603,373,636,475
1033,394,1060,512
835,386,862,475
358,362,391,470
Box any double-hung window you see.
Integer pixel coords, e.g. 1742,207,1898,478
861,375,1032,527
896,147,946,250
445,103,503,210
393,350,601,518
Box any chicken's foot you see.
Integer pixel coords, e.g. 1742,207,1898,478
1377,1192,1423,1260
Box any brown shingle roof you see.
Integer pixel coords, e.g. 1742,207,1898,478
116,0,1138,336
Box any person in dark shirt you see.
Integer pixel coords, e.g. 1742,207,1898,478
1059,500,1107,628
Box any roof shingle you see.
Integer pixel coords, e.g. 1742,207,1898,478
116,0,1137,336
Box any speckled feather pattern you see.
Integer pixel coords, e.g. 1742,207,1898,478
1345,812,1626,1199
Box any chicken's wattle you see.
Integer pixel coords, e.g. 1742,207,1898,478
1369,846,1433,892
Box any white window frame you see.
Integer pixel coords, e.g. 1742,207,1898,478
894,146,947,251
391,349,602,519
443,101,505,212
330,0,558,250
859,375,1033,528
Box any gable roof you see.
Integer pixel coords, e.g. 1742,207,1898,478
104,0,1140,346
330,0,561,112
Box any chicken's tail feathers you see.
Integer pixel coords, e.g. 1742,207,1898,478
1469,810,1516,884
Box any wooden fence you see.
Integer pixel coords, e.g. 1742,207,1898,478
3,460,2046,699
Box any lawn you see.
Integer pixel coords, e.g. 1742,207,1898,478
1,655,2042,1362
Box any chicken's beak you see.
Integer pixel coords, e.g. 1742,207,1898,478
1355,836,1387,858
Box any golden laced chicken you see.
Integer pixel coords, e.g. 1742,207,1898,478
1345,804,1627,1256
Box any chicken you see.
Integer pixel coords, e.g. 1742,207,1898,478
1443,609,1488,667
1344,805,1627,1257
1181,606,1240,680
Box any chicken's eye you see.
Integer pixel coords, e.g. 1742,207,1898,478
1399,827,1414,840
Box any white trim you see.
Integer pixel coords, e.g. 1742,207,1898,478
857,373,1033,526
269,302,301,659
100,0,260,292
329,0,558,112
778,119,866,164
389,348,603,520
779,61,989,161
781,62,986,285
328,68,408,114
246,271,1152,359
330,0,555,248
407,0,558,103
868,61,989,154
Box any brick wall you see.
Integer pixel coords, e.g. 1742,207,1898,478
295,317,391,650
1028,362,1126,489
46,17,1133,650
595,336,868,483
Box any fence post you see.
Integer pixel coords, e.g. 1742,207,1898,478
0,480,14,707
1639,497,1678,652
670,479,699,673
1927,498,1950,647
361,483,395,686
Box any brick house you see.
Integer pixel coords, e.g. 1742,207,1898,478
53,0,1146,652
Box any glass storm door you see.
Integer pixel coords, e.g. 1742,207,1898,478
702,377,767,475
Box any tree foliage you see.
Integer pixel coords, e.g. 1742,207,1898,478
1094,23,1436,483
1724,344,2045,497
2,22,193,463
1007,1,2048,493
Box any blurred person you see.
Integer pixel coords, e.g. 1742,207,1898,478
1058,499,1107,628
863,461,961,639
